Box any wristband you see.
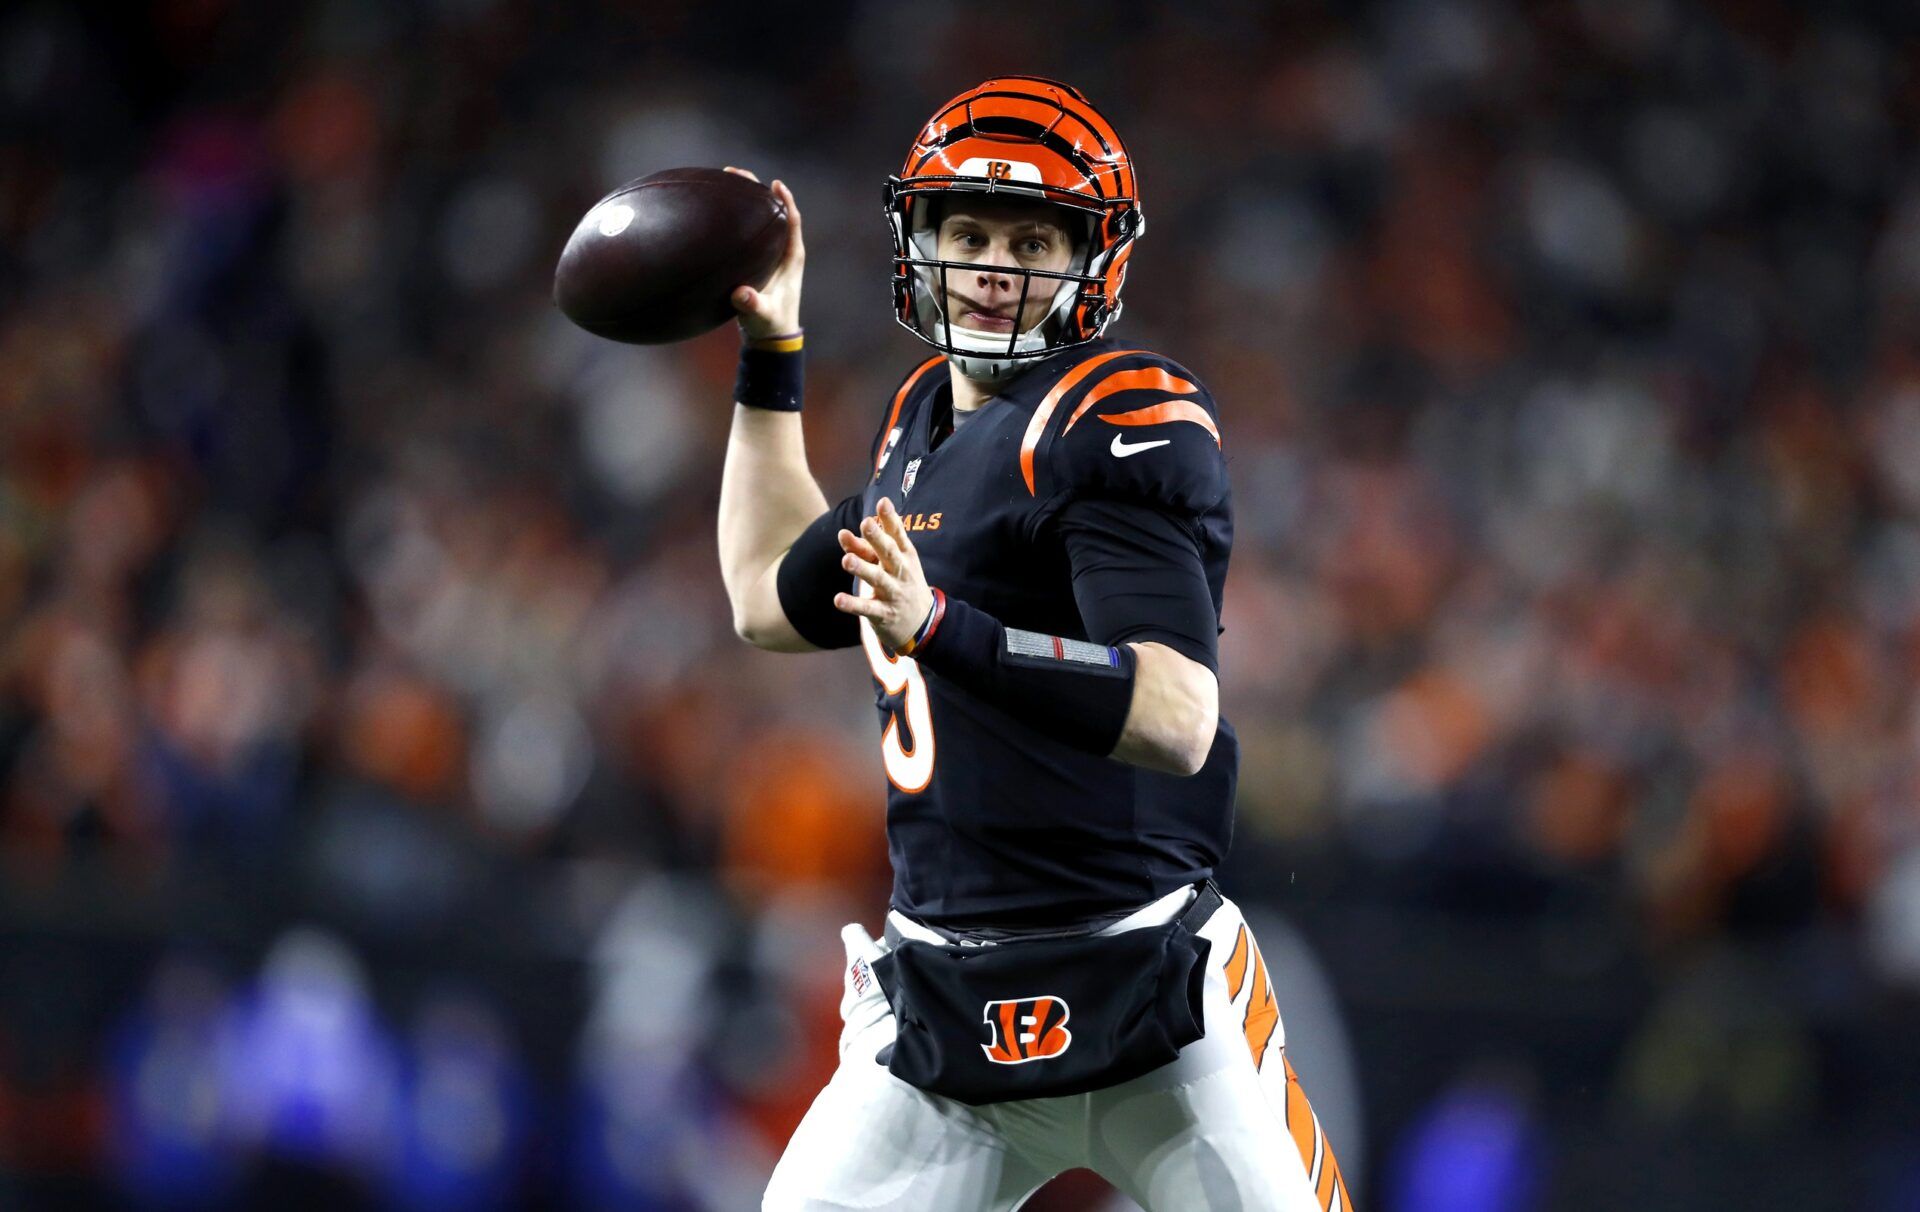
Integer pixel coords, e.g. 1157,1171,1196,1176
910,593,1137,757
736,331,804,411
895,588,946,657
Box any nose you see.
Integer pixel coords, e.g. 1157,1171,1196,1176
973,263,1017,297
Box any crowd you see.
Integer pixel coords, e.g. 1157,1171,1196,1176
2,0,1918,1207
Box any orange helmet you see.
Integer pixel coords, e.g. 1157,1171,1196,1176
885,77,1144,379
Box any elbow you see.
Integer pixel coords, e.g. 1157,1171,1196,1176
1127,703,1217,777
732,601,814,653
732,608,781,650
731,612,764,647
730,597,776,648
1116,643,1220,776
1165,711,1217,777
1164,658,1219,776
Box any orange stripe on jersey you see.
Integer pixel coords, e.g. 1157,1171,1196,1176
877,357,945,476
1223,925,1250,1001
1019,348,1145,494
1097,399,1221,447
1059,367,1198,436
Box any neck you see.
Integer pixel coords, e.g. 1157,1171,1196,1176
948,363,997,414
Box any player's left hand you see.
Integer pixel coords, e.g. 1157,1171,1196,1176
834,498,935,652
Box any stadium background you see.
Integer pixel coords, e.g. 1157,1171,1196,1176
3,0,1919,1207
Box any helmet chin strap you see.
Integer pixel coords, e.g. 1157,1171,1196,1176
950,352,1023,384
943,318,1055,383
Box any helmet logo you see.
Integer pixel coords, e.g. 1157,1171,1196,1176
954,157,1042,184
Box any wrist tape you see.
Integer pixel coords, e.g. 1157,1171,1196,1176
736,332,804,411
909,592,1137,757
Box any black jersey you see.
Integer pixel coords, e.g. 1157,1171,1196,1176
777,339,1238,929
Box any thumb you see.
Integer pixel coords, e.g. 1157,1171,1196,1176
732,285,758,312
841,922,879,963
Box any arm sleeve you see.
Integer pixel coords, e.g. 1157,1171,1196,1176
1057,497,1220,672
773,492,864,650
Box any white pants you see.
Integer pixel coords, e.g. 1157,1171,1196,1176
764,890,1354,1212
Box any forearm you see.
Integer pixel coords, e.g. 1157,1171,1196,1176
903,595,1214,774
718,406,828,644
838,503,1222,774
714,167,817,648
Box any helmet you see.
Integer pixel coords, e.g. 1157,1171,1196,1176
885,77,1144,382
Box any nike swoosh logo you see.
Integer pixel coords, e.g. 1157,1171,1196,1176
1110,434,1171,458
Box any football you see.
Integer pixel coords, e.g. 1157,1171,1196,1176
553,167,789,344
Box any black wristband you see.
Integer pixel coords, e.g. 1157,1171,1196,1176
911,593,1137,757
735,334,804,411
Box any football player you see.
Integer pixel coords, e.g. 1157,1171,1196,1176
718,77,1353,1211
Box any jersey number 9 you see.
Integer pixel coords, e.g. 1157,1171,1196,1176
856,579,935,792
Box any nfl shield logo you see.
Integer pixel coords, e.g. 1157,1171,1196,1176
902,457,922,498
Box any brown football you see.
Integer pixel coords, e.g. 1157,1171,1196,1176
553,167,788,344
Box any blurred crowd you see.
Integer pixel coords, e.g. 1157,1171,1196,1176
3,0,1920,1207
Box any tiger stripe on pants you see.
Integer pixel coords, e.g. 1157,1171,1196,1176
766,889,1357,1211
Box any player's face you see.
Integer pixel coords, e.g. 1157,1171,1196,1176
934,198,1078,335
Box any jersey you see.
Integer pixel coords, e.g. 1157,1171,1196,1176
780,339,1238,929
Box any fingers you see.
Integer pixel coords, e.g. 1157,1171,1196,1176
876,498,917,559
833,591,886,618
841,922,879,962
723,166,761,183
842,550,886,589
861,515,902,572
837,528,880,563
771,179,804,267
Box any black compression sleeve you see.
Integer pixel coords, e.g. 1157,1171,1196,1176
909,594,1139,757
1056,498,1220,672
774,493,865,650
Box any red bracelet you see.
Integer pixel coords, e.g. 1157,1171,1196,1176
897,588,947,656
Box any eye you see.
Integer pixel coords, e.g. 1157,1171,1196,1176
1021,238,1050,256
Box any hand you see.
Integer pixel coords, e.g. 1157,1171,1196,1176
838,922,893,1058
834,498,935,652
723,167,804,339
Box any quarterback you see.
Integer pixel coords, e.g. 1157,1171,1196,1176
717,78,1352,1211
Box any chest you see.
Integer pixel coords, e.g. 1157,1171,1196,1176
864,399,1071,626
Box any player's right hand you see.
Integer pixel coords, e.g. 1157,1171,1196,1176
724,167,804,340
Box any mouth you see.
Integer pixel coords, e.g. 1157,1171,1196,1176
959,309,1017,333
949,294,1019,333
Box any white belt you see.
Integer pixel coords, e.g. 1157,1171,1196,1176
886,882,1201,947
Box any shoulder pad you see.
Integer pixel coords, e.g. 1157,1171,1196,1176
1024,349,1226,514
871,356,944,475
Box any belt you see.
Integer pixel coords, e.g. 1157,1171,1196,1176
884,881,1221,950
